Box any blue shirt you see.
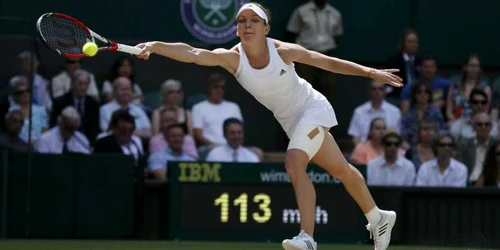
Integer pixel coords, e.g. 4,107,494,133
401,76,450,101
9,104,48,144
401,106,446,146
147,149,196,174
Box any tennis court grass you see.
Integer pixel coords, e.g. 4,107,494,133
0,240,476,250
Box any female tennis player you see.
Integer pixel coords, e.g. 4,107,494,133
134,3,400,250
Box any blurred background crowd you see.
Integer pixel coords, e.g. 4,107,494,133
0,0,499,188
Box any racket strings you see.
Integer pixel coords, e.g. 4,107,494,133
39,16,91,55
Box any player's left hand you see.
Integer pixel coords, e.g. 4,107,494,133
369,69,403,87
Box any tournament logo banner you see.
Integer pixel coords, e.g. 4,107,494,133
181,0,248,44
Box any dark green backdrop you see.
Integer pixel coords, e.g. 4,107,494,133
1,0,499,67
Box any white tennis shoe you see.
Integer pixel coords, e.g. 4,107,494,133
366,210,397,250
282,230,317,250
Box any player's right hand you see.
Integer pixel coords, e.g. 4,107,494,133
134,42,154,60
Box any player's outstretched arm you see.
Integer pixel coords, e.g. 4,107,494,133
284,42,403,87
134,41,235,70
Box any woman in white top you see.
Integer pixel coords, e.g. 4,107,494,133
134,3,401,250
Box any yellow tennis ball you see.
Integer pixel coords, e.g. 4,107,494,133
82,42,98,57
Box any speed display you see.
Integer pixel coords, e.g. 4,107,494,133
168,162,367,243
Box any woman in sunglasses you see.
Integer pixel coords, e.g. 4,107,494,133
7,76,48,145
401,82,446,150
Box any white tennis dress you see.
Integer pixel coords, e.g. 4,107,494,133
234,38,338,138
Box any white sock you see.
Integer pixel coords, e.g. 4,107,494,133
365,206,381,225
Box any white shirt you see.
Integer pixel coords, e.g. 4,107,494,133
348,101,401,142
51,71,99,99
367,156,416,186
286,1,343,52
191,100,243,145
206,144,260,163
416,158,468,187
102,80,143,105
36,127,90,154
99,100,152,131
234,38,337,138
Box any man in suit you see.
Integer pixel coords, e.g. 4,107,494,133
387,28,421,104
93,109,144,167
456,112,495,185
51,69,100,145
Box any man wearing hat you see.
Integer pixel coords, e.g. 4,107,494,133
367,129,417,186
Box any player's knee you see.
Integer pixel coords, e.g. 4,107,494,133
284,149,308,179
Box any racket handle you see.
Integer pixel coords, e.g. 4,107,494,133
116,43,143,55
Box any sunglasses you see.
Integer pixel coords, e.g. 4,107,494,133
438,143,454,148
14,89,31,95
417,89,430,94
475,122,491,127
167,90,181,94
383,141,401,147
470,100,487,105
370,87,385,92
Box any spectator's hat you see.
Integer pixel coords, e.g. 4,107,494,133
161,79,182,93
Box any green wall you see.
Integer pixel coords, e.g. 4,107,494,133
1,0,499,66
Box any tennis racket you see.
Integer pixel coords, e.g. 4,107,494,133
36,13,143,59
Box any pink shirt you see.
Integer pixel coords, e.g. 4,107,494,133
148,133,199,159
351,140,404,165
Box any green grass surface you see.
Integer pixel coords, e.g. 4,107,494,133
0,240,477,250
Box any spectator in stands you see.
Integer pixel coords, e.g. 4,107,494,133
8,51,52,112
148,124,195,181
400,55,450,114
446,54,491,122
401,82,446,149
36,106,90,154
387,28,420,102
475,140,500,187
94,110,144,166
149,108,198,159
151,79,193,136
366,130,416,186
490,76,500,121
456,112,495,185
51,58,100,101
416,132,468,187
101,56,144,105
348,80,401,146
51,69,100,145
99,77,152,139
405,119,436,169
351,117,404,165
0,110,31,152
7,76,48,145
285,0,343,102
450,89,497,140
206,118,260,163
192,73,243,153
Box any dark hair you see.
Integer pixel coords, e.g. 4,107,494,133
419,55,436,66
469,88,488,102
109,109,135,130
431,132,455,155
107,56,135,82
207,73,226,87
166,123,186,134
459,53,482,90
481,140,500,187
223,118,243,135
397,28,418,52
416,119,437,143
367,117,386,140
410,82,432,106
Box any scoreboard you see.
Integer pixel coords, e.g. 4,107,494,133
167,162,367,243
